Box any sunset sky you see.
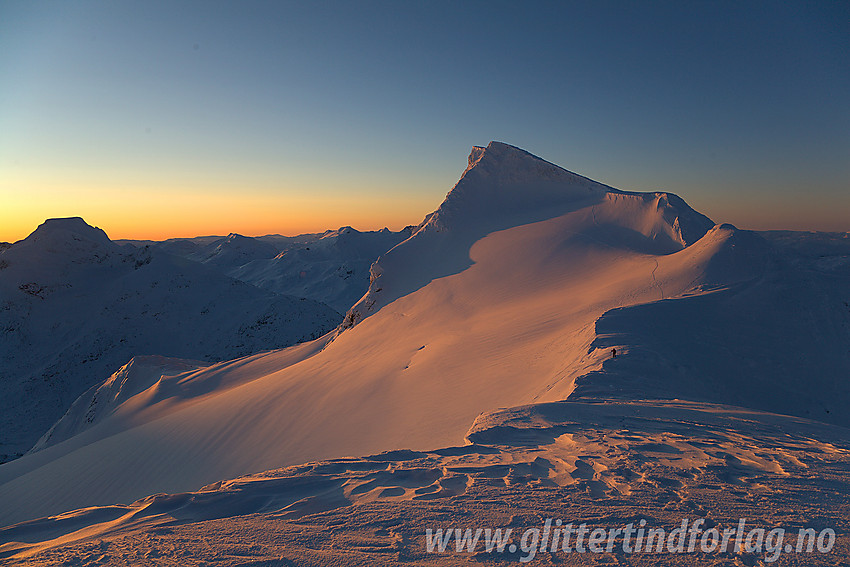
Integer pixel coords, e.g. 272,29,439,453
1,1,848,242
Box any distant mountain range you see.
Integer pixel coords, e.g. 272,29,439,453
0,218,341,461
1,143,848,564
118,226,414,313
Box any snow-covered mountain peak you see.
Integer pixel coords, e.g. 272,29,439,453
22,217,116,251
190,233,279,266
321,226,359,240
465,141,550,171
343,143,714,328
219,233,272,248
0,217,342,458
1,218,122,279
461,141,601,185
425,142,612,232
226,226,413,312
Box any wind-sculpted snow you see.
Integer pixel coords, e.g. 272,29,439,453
1,144,848,566
2,399,848,564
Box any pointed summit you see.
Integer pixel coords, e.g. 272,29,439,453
427,142,611,231
462,141,605,185
343,142,714,329
464,141,564,174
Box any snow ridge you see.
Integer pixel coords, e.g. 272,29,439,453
424,141,611,231
30,356,206,453
343,141,713,328
1,145,848,534
0,218,341,460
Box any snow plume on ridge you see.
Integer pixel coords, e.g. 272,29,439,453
343,141,713,328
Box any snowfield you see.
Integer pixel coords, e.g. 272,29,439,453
0,218,341,461
121,226,414,313
4,399,849,565
1,142,848,565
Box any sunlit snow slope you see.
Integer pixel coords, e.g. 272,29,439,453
0,219,341,461
1,142,847,529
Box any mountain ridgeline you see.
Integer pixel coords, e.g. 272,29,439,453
0,142,848,536
0,218,341,461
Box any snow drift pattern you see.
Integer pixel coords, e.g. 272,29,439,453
0,142,848,563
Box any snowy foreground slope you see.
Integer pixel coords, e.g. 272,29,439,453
3,400,849,565
1,143,849,565
0,219,341,460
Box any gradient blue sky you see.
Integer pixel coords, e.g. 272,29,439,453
1,1,848,240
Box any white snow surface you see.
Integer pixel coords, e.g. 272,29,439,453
3,399,849,564
228,226,413,312
186,233,279,267
29,356,207,453
343,141,714,327
122,227,413,313
0,218,341,460
0,143,848,561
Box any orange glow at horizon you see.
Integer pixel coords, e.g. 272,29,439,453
4,189,850,243
0,185,438,243
3,171,848,243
